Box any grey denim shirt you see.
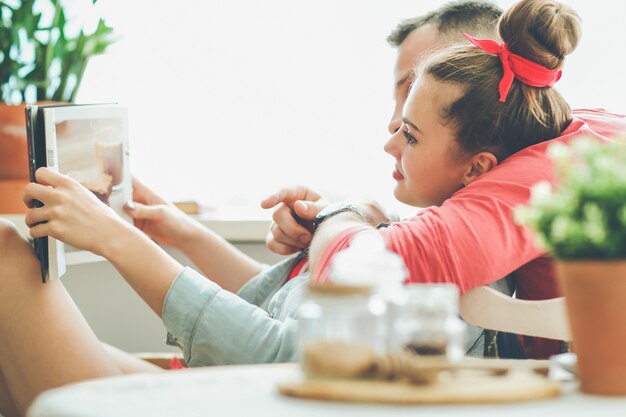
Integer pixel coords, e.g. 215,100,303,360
162,253,511,367
162,254,307,366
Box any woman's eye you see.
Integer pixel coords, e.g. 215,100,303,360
402,129,417,145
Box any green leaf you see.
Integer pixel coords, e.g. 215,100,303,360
0,0,116,103
517,137,626,260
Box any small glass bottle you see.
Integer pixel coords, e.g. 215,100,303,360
298,283,388,356
298,232,402,372
394,283,466,362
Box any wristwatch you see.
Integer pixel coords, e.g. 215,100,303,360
312,203,365,234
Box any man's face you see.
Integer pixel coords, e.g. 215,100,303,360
389,23,447,134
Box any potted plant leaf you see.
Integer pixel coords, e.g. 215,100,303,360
0,0,115,212
516,136,626,395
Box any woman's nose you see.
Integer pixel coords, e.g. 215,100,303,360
384,131,400,157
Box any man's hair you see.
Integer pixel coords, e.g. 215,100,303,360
387,1,503,47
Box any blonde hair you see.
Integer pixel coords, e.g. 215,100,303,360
420,0,582,161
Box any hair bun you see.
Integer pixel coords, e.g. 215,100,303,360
498,0,581,70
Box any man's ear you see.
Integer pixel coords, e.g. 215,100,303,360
462,152,498,186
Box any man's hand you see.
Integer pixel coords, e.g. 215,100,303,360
124,177,199,248
260,186,327,255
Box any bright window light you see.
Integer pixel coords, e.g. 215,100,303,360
77,0,626,219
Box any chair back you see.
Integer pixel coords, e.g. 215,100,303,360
460,285,571,341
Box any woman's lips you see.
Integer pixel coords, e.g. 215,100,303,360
393,168,404,181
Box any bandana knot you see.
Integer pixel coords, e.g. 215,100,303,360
462,33,562,103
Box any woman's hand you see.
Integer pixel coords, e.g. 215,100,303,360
23,168,133,256
124,177,199,249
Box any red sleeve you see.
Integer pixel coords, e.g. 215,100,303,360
572,109,626,139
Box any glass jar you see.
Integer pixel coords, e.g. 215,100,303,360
298,284,388,361
297,231,407,374
393,283,466,361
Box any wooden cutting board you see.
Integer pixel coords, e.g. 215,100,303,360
279,369,560,404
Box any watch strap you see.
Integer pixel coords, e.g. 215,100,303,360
312,203,365,234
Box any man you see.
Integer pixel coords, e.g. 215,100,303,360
260,1,514,358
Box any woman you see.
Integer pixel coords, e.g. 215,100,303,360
0,0,623,415
308,0,624,358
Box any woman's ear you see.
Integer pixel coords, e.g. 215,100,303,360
462,152,498,186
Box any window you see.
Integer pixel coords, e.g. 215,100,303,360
78,0,626,219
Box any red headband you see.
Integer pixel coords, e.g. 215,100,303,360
462,33,562,103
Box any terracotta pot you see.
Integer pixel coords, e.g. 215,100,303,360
0,103,30,213
556,260,626,395
0,103,29,180
0,179,28,213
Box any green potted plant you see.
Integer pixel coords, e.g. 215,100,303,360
0,0,115,212
516,136,626,395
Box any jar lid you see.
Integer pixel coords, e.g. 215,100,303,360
307,282,374,296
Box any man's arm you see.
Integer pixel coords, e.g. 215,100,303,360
307,188,546,293
308,212,369,272
308,202,393,274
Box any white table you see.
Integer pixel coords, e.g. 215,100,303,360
27,364,626,417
